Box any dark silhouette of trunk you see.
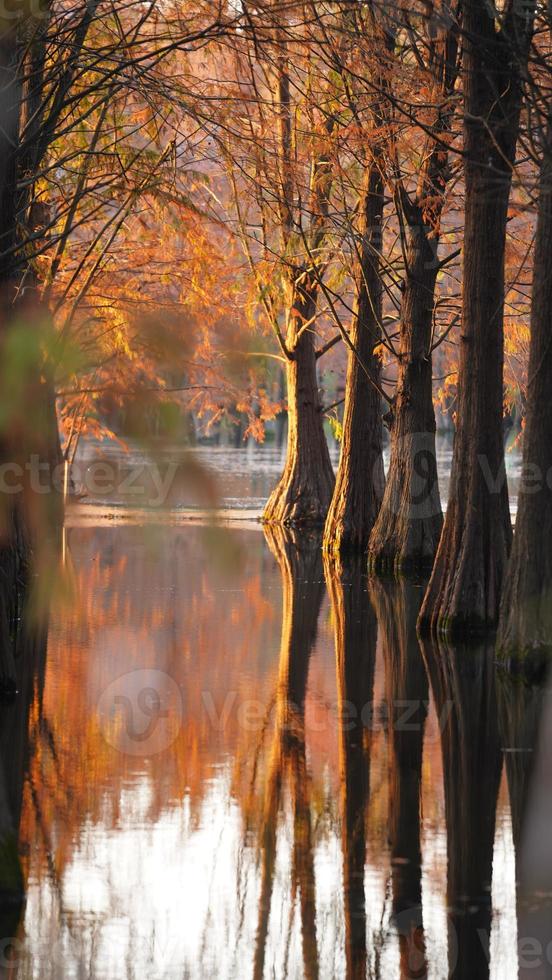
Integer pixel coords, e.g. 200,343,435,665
497,673,547,978
0,559,49,952
254,527,323,980
324,555,377,979
0,15,63,542
323,12,396,556
419,2,535,635
369,14,460,572
263,282,335,526
497,670,544,848
422,637,502,979
368,217,443,572
498,120,552,658
323,164,385,555
0,28,23,301
372,578,428,980
514,668,552,980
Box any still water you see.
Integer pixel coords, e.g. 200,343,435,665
1,446,550,979
71,436,524,514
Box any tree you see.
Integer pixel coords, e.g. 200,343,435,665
322,9,390,555
369,4,461,571
498,68,552,656
419,0,536,634
218,15,338,525
0,0,239,558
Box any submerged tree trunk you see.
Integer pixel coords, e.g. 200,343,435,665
422,637,501,979
498,121,552,659
323,165,385,555
369,221,442,572
369,17,459,572
263,281,335,527
373,578,428,980
324,555,377,979
419,2,535,635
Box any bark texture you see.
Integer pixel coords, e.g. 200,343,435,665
368,218,443,572
369,18,459,572
419,2,535,635
497,121,552,658
324,555,377,980
0,16,63,541
323,165,385,555
0,28,23,301
263,282,335,527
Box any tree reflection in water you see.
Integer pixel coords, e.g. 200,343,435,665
498,668,550,980
255,526,323,980
0,524,550,977
422,635,502,980
373,578,428,980
0,544,50,974
325,554,376,980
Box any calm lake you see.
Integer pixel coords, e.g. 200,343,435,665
2,443,550,979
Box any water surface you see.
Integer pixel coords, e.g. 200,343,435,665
1,446,549,980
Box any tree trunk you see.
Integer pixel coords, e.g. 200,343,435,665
422,637,501,979
369,17,459,572
323,165,385,555
498,120,552,659
0,29,23,303
324,554,377,980
418,2,535,635
0,18,63,547
263,282,335,527
369,223,442,572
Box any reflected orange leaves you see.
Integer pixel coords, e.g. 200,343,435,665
9,523,531,980
18,525,450,892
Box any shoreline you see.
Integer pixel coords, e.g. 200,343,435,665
65,500,265,529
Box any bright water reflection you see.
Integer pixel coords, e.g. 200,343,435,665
72,435,523,515
0,519,549,979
